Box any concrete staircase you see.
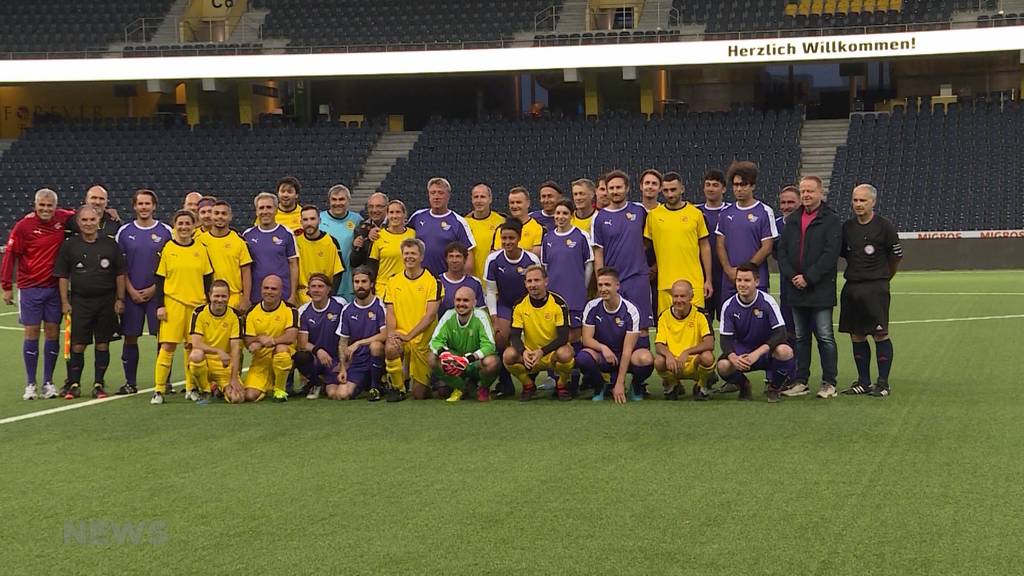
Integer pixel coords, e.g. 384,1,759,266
554,0,590,33
638,0,677,30
352,132,421,207
148,0,190,45
226,7,276,45
799,119,850,195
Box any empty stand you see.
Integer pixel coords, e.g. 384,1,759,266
0,0,175,54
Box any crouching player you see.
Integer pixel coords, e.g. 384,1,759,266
716,263,795,402
242,275,298,402
576,267,654,404
293,274,347,400
654,279,715,401
428,286,499,403
188,280,244,403
336,267,387,401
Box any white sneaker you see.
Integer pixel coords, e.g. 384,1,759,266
22,384,37,400
817,384,837,399
41,382,59,399
185,390,201,402
781,382,810,397
306,384,322,400
536,374,556,390
150,392,164,405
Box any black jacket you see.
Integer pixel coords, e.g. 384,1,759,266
776,202,842,308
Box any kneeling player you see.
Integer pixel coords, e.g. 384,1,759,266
188,280,244,403
336,267,387,401
243,275,298,402
716,263,795,402
576,267,654,404
654,279,715,401
293,274,348,400
428,286,499,402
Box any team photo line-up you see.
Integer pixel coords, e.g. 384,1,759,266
2,162,903,405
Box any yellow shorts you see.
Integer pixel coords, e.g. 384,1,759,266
661,354,703,381
529,351,568,374
244,346,294,391
201,354,232,387
403,334,431,385
158,298,197,344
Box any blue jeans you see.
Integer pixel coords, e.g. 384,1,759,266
791,306,838,385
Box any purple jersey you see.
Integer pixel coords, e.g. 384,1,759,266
698,203,731,284
720,290,785,354
591,202,648,282
243,224,298,303
115,220,173,290
298,296,348,359
529,209,557,232
337,296,387,364
582,296,642,357
714,201,778,291
408,209,475,277
541,227,593,312
439,273,485,317
484,249,542,312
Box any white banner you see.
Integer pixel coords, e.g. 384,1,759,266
898,230,1024,240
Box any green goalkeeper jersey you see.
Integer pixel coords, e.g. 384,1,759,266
429,308,496,358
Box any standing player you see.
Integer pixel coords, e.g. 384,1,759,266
839,184,902,398
438,242,485,317
336,267,388,402
195,196,217,237
151,210,213,405
350,191,387,270
115,189,173,395
530,181,563,231
53,206,126,399
576,267,654,404
571,178,597,235
409,177,476,277
503,265,575,401
293,274,348,400
697,169,731,323
272,176,303,232
497,187,544,254
464,183,505,277
295,205,344,306
595,174,610,209
183,191,202,215
242,275,298,403
715,161,778,305
368,200,415,299
541,200,593,341
654,280,715,401
2,188,75,400
717,264,795,403
319,184,363,300
201,201,253,311
187,280,244,403
638,169,663,212
244,192,299,306
383,239,443,402
428,286,500,402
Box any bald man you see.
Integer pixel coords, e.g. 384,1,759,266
428,286,499,402
243,275,298,402
183,191,202,215
654,279,716,401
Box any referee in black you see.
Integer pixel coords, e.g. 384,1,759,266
54,205,126,399
839,184,903,398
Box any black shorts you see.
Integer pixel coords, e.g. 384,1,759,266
71,295,118,345
839,280,890,336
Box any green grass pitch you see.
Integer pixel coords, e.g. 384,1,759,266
1,271,1022,575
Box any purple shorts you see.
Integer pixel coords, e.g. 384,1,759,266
569,310,583,328
18,286,62,326
619,274,654,330
496,303,514,321
309,357,341,386
121,297,160,337
343,358,373,395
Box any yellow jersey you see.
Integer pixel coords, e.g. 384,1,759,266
200,229,253,297
295,232,344,299
384,268,442,333
643,203,710,304
492,217,544,252
511,291,569,350
464,211,505,276
274,205,303,232
369,227,415,297
189,304,243,352
244,301,298,339
156,239,213,307
655,304,712,357
572,210,596,235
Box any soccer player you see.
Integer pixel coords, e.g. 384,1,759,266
319,184,363,300
195,196,217,236
2,188,75,400
368,200,415,299
242,275,298,402
295,205,344,306
644,171,712,316
293,274,348,400
383,238,442,402
654,280,715,401
183,191,202,214
350,191,387,270
52,205,126,399
839,184,902,398
201,200,253,311
439,242,484,317
717,263,795,403
715,161,778,306
576,267,654,404
115,189,173,394
428,286,499,402
541,200,593,339
151,210,213,405
336,266,387,402
530,180,563,231
495,187,544,253
638,169,663,212
484,220,542,397
777,176,842,399
697,169,731,322
464,183,505,276
273,176,303,232
570,178,597,235
187,280,244,403
244,192,299,306
595,174,610,209
408,177,476,277
503,265,574,401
